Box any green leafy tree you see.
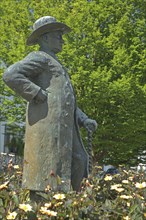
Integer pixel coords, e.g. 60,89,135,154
0,0,146,164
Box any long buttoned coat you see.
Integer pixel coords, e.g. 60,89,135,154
3,51,89,191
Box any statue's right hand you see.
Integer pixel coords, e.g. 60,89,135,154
33,89,48,104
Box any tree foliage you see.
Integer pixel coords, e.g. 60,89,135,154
0,0,146,164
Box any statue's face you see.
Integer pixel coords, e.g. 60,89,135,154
43,31,64,54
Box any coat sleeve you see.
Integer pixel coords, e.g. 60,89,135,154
76,107,88,127
3,51,49,102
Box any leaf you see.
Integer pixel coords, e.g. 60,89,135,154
0,181,9,190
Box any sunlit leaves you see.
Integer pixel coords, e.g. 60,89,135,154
0,159,146,219
0,0,146,164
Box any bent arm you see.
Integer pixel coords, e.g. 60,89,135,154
76,107,98,131
3,52,49,102
76,107,88,127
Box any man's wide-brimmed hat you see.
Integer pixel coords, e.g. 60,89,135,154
26,16,71,46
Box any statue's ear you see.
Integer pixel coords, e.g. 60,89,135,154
43,33,49,41
38,33,48,44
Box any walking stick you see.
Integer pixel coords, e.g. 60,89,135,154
87,128,93,174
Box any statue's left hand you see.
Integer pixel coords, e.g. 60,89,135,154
83,118,98,132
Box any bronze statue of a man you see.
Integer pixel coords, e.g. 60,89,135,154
3,16,97,192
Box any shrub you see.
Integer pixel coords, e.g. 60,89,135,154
0,160,145,220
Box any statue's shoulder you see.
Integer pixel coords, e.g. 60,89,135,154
25,51,51,64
